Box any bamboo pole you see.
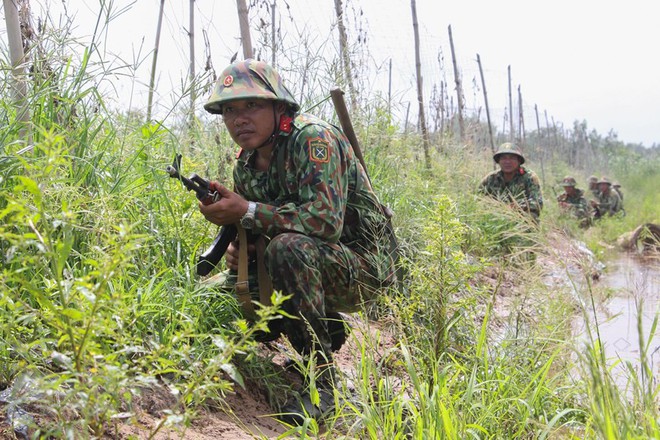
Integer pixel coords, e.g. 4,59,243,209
388,58,392,119
411,0,431,166
404,101,411,136
4,0,31,144
333,0,357,112
534,104,546,186
448,25,465,143
517,84,525,147
476,54,495,159
440,80,445,134
147,0,165,123
508,65,514,142
271,0,277,66
189,0,196,125
237,0,253,59
551,116,559,151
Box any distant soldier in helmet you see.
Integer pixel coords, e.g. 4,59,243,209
587,175,599,199
593,177,622,218
612,181,624,202
199,59,396,425
556,176,590,227
478,143,544,221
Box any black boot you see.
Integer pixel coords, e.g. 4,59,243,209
278,382,335,426
326,311,350,352
278,356,338,426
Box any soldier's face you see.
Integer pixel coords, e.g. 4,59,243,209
564,186,576,196
497,154,520,173
598,183,610,193
222,99,283,150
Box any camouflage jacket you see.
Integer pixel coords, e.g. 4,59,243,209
595,190,622,216
233,113,396,287
614,188,624,202
478,167,544,219
556,189,589,219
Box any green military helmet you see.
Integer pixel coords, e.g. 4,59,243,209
204,59,300,115
587,175,598,184
597,176,612,186
493,142,525,164
561,176,577,187
612,181,621,188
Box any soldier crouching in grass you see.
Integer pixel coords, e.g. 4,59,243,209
198,59,396,426
556,176,591,228
587,175,600,199
592,177,623,219
478,143,544,223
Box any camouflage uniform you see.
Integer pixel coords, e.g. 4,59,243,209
594,178,622,218
612,183,624,203
556,176,590,226
587,176,600,200
232,113,396,354
478,168,544,220
557,188,589,217
204,60,396,363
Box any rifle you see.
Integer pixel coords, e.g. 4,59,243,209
166,154,237,276
330,88,400,286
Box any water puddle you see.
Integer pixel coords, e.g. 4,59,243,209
574,253,660,388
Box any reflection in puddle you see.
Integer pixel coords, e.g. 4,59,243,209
575,253,660,389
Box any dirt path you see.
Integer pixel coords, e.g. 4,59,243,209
115,314,398,439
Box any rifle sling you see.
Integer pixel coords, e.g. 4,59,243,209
235,225,253,316
235,225,273,318
255,236,273,307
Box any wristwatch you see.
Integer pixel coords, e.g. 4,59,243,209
240,201,257,229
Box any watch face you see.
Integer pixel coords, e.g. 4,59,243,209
240,216,254,229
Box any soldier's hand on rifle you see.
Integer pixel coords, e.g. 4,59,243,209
224,240,256,271
199,182,249,226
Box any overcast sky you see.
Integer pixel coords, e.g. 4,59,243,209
3,0,658,147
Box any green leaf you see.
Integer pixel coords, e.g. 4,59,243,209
220,363,244,388
60,307,84,320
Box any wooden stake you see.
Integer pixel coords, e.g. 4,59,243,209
476,54,495,159
534,104,546,186
448,25,465,143
236,0,253,59
508,65,514,142
271,0,277,66
3,0,31,144
440,79,445,134
189,0,196,125
333,0,357,113
388,58,392,119
517,84,525,147
147,0,165,123
411,0,431,166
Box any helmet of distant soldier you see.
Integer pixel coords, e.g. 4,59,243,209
561,176,577,187
204,59,300,115
588,175,598,183
597,177,612,186
612,182,621,188
493,142,525,164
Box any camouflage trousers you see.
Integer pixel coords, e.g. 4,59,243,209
210,232,372,361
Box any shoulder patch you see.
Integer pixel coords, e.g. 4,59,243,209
308,137,330,163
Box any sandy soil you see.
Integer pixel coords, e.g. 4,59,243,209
107,313,400,440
